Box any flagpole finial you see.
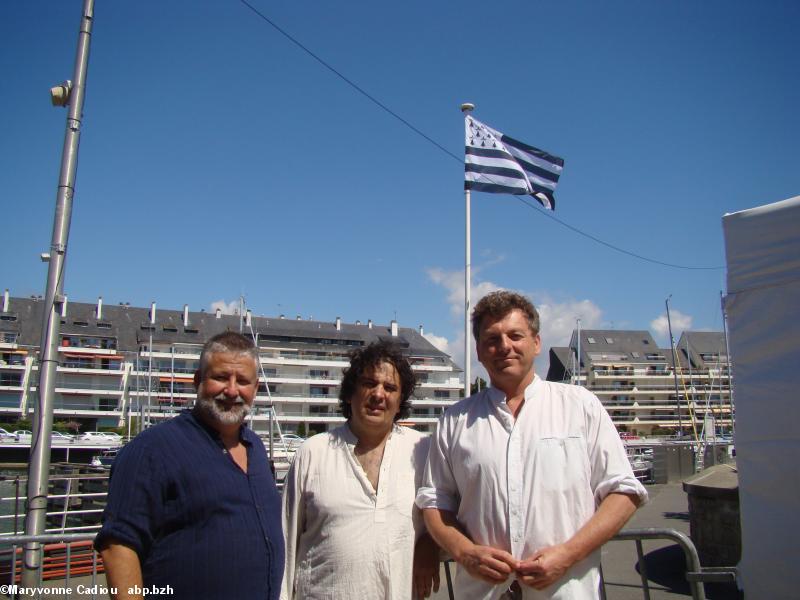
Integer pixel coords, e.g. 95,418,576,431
461,103,475,113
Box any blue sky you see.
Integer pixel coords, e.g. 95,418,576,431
2,1,798,376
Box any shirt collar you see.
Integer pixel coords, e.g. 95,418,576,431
188,408,251,446
486,373,541,404
343,421,399,447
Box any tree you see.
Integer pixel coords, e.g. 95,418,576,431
470,377,488,395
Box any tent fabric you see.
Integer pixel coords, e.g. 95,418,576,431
722,195,800,599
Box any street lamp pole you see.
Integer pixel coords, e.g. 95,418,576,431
22,0,95,587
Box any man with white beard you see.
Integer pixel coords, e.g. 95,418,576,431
96,332,284,600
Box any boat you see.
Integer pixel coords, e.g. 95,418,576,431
90,449,118,469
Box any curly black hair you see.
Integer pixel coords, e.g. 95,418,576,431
338,340,416,421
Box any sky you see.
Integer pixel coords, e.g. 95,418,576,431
2,1,798,378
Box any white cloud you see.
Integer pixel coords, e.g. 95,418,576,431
650,309,693,342
425,268,604,380
422,332,451,355
210,299,240,315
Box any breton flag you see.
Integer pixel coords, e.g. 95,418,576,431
464,115,565,210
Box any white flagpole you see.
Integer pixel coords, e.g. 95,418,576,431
461,102,474,398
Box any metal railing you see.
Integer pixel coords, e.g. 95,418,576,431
601,528,737,600
440,528,737,600
0,533,104,598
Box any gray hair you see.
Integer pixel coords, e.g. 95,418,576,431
197,331,259,380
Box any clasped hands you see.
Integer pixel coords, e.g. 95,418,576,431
460,543,575,591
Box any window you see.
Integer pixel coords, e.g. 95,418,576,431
0,373,22,386
0,315,17,322
587,337,596,344
73,320,89,327
163,326,178,333
0,332,18,343
605,337,614,344
99,398,117,411
310,386,330,397
631,352,640,359
64,356,94,369
309,369,330,379
97,322,112,329
434,390,450,399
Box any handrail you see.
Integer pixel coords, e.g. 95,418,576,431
0,533,102,594
604,528,738,600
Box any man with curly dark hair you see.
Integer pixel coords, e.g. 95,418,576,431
282,340,440,599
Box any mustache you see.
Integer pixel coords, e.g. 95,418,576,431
211,393,246,405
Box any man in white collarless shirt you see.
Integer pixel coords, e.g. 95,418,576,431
417,291,647,599
281,341,440,600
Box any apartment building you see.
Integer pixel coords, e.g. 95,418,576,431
547,329,732,437
0,292,462,435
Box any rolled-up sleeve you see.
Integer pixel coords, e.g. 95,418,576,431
94,439,164,556
584,391,648,506
415,416,459,512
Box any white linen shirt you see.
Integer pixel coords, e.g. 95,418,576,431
415,375,648,600
281,424,430,600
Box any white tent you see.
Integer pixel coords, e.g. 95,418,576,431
722,195,800,599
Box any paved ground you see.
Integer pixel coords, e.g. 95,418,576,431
431,482,741,600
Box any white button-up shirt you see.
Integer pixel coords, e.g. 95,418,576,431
281,424,430,600
416,375,648,599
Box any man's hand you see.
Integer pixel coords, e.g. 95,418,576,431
412,534,441,599
516,544,575,590
458,544,519,584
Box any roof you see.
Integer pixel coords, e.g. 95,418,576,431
2,296,456,366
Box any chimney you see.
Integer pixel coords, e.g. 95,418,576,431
183,304,189,327
368,319,373,329
2,289,8,312
61,295,68,317
335,317,341,331
390,319,398,337
150,301,156,324
96,296,103,320
245,309,252,327
419,324,424,336
215,307,222,319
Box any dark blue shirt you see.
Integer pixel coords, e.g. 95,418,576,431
95,411,284,599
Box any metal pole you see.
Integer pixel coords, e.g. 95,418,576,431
720,291,734,436
461,103,474,398
665,296,683,438
576,318,581,386
22,0,95,587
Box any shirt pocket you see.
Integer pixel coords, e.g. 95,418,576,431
532,436,590,494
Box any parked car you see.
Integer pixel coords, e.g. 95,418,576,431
0,427,17,440
13,430,32,440
51,431,74,441
78,431,122,443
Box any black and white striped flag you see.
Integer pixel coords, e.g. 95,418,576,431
464,116,564,210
